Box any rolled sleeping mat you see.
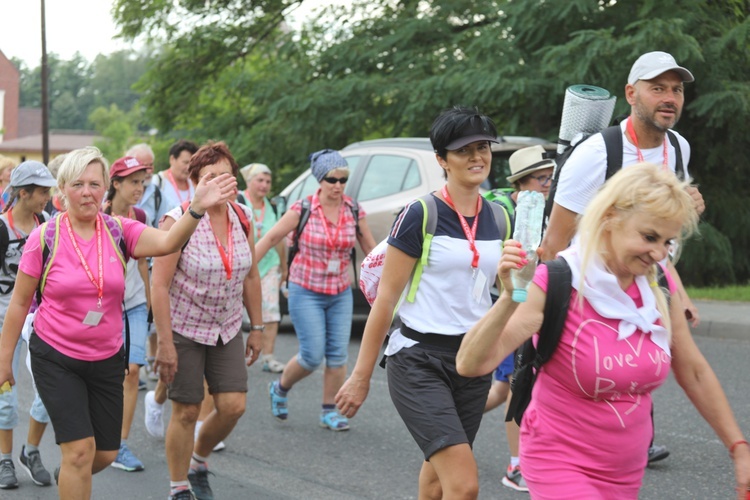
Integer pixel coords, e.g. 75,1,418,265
557,84,617,155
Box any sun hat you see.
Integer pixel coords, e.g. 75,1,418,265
507,145,555,184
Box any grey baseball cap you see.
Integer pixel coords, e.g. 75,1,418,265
6,161,57,195
628,51,694,85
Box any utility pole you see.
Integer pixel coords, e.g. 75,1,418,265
41,0,49,164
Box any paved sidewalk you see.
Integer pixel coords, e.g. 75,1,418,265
691,300,750,341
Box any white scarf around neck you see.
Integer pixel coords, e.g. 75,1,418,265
557,240,670,356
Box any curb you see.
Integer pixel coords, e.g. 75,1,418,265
690,300,750,341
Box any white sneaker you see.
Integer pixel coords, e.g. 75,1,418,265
194,421,226,452
144,391,165,439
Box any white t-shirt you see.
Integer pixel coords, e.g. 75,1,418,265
555,121,691,215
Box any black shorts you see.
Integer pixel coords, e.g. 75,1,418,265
386,343,491,460
29,332,125,451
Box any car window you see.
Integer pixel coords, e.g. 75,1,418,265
288,173,319,204
357,155,421,202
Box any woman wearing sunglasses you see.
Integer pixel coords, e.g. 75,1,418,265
255,149,376,431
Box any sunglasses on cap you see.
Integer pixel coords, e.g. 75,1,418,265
322,176,348,184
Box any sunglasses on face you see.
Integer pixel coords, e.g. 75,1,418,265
322,176,348,184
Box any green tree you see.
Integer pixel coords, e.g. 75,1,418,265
114,0,750,284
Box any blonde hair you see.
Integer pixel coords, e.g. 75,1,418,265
240,163,271,184
577,163,699,334
0,156,15,178
56,147,110,205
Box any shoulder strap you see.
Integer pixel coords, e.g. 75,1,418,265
0,219,8,274
485,199,511,242
287,197,313,272
602,125,624,181
666,131,685,180
153,171,164,189
229,201,251,237
38,216,62,303
505,258,572,425
101,214,127,268
133,207,147,225
405,195,437,303
152,183,162,227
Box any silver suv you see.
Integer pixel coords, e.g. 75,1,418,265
275,136,554,312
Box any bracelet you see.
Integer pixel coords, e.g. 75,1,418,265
729,440,749,458
187,206,204,220
251,324,265,332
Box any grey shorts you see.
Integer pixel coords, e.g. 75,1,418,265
386,343,491,460
167,332,248,404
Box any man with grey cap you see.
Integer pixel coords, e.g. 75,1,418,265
541,50,704,465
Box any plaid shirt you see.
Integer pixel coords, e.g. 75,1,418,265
288,190,364,295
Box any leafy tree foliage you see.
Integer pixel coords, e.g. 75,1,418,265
13,51,149,130
114,0,749,284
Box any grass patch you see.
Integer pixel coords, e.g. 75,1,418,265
685,285,750,302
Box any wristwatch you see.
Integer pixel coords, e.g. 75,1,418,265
251,324,265,332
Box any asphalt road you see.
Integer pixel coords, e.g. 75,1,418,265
6,323,749,499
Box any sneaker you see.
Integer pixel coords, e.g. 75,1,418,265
501,465,529,492
0,459,18,489
262,356,285,373
19,446,52,486
145,390,165,439
647,444,670,464
188,468,214,500
169,488,197,499
194,423,226,452
320,410,350,431
111,443,145,472
269,381,288,421
138,378,147,391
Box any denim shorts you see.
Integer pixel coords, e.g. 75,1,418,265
0,338,49,429
494,352,515,383
287,282,352,371
123,303,148,366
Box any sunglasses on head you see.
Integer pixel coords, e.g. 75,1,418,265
322,176,348,184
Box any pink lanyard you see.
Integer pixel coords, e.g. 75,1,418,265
64,213,104,308
626,117,668,169
318,205,343,249
166,170,189,203
441,186,481,270
208,211,234,280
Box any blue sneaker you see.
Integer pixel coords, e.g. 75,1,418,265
138,378,147,391
269,381,288,421
320,410,349,431
110,443,144,472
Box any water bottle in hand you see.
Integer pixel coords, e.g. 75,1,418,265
511,191,545,302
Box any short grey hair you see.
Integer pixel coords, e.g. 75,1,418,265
126,143,155,159
57,147,110,203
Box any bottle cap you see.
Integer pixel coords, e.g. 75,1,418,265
512,289,528,303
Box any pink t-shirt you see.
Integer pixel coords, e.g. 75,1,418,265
20,215,147,361
520,264,676,499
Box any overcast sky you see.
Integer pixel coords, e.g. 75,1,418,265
0,0,336,66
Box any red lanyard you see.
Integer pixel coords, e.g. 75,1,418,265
251,197,265,240
626,117,668,169
166,170,189,203
318,204,343,249
6,210,40,239
64,213,104,308
441,186,481,269
208,210,234,280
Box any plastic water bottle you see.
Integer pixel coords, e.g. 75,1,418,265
511,191,545,302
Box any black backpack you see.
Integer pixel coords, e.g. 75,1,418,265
505,258,670,425
545,125,685,222
0,212,48,280
286,196,361,282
